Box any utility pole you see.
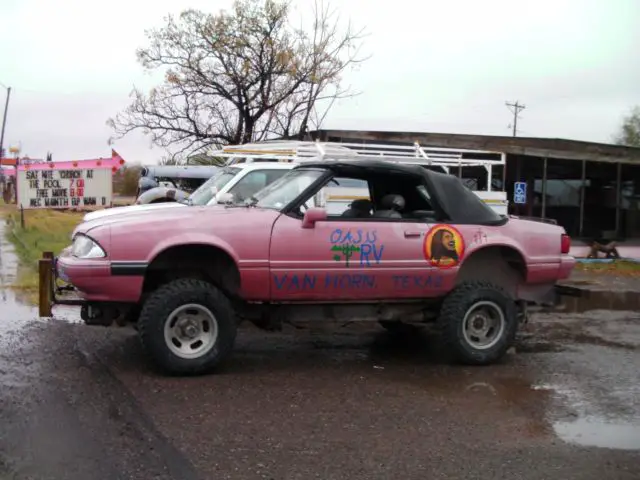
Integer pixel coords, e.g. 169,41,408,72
505,100,525,137
0,86,11,161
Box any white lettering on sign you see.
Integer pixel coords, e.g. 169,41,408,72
17,168,112,209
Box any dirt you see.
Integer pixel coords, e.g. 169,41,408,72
1,218,640,479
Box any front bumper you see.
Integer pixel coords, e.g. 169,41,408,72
38,252,85,317
39,249,145,318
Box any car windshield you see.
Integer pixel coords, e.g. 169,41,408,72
187,167,241,205
251,168,326,210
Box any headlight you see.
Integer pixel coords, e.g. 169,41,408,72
72,234,106,258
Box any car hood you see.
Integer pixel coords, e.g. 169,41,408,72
83,202,186,222
75,205,274,237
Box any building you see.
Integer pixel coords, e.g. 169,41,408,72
307,129,640,242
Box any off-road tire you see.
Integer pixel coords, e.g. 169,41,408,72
438,281,518,365
138,279,237,375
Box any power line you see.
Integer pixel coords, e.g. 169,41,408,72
505,100,526,137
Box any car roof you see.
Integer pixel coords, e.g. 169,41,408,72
294,160,505,226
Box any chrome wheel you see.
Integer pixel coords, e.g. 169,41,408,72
163,304,218,359
461,300,506,350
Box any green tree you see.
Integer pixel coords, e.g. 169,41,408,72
613,106,640,147
113,163,143,196
108,0,367,158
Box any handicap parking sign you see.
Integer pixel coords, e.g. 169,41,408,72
513,182,527,204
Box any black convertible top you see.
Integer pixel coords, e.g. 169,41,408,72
297,160,506,226
423,169,505,226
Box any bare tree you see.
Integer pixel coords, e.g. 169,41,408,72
158,156,184,166
613,106,640,147
108,0,367,159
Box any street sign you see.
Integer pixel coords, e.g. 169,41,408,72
17,167,112,209
514,181,527,204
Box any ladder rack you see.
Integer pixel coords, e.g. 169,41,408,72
207,140,506,191
214,140,504,165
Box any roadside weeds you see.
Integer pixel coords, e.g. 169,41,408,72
575,260,640,277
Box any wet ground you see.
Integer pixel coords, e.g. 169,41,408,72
1,220,640,479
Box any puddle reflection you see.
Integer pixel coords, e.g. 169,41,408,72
554,418,640,450
556,289,640,313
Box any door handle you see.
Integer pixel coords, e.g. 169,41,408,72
404,231,421,238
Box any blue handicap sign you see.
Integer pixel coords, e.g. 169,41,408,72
513,181,527,204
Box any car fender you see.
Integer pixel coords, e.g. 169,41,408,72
146,231,240,266
460,234,529,275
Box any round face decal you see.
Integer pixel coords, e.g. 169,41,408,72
424,224,465,268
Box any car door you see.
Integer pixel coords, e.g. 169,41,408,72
268,176,444,301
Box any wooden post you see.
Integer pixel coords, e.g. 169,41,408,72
502,153,507,188
541,157,548,219
20,204,24,228
615,162,622,237
38,257,53,317
515,156,522,215
579,160,586,237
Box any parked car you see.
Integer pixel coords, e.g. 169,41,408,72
82,163,295,223
43,158,577,376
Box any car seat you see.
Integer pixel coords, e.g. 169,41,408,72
372,194,405,218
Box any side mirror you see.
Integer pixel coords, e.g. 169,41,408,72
216,192,234,205
302,207,327,229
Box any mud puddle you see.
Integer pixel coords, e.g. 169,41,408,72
534,355,640,452
0,219,80,328
556,289,640,313
554,418,640,450
0,220,35,330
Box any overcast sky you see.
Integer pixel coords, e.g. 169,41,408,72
1,0,638,164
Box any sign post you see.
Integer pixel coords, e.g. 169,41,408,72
513,181,527,205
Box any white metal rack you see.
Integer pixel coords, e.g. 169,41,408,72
207,140,506,192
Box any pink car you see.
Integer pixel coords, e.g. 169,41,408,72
42,160,577,375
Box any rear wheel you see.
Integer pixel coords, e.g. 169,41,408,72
138,279,237,375
438,281,517,365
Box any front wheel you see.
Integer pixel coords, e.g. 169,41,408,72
138,279,237,375
438,281,518,365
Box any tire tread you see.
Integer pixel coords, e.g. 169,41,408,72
138,278,237,375
438,280,517,365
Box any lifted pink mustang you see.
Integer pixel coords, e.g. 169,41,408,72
41,160,577,375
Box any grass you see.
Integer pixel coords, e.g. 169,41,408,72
575,260,640,277
1,202,83,301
